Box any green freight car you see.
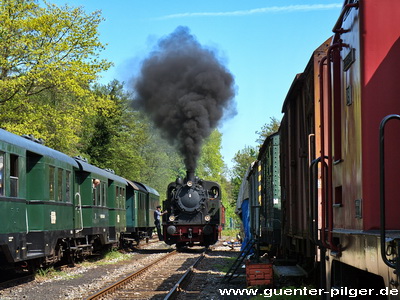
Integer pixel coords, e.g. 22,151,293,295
258,132,281,249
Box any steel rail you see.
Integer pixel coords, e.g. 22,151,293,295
164,252,205,300
85,250,177,300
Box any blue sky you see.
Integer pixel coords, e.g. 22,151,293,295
50,0,343,169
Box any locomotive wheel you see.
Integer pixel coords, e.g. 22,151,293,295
176,243,185,251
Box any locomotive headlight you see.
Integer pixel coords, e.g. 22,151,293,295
204,215,211,222
187,181,193,187
169,215,176,222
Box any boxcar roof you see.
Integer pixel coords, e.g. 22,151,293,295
74,159,127,185
0,129,79,167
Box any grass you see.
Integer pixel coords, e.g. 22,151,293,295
35,249,131,280
36,266,57,278
221,229,240,239
35,267,81,281
213,256,237,273
95,249,131,265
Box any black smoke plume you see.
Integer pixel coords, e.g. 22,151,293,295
134,26,236,172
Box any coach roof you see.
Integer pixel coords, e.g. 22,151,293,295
0,129,79,167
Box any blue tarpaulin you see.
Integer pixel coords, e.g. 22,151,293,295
236,162,255,254
240,198,252,252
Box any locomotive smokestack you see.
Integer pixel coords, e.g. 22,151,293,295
133,26,236,172
186,170,195,183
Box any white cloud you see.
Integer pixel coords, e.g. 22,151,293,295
158,3,342,20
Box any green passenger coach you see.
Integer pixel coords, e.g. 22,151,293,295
123,180,160,245
0,129,79,267
73,158,127,251
0,128,159,271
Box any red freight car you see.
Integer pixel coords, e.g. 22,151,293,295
277,0,400,297
318,0,400,296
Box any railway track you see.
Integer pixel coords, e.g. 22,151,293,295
86,249,205,300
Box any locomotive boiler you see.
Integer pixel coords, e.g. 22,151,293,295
163,171,222,248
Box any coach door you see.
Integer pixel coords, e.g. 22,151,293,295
73,173,83,233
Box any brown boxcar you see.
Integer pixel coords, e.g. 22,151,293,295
279,38,331,269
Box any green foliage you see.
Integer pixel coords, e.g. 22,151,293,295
0,0,111,103
0,0,112,156
133,125,184,195
212,256,237,273
36,267,74,280
199,131,221,180
255,116,281,145
82,80,130,168
229,117,280,221
196,130,239,226
96,249,130,265
231,146,257,180
0,1,245,220
221,228,240,238
0,89,97,154
36,266,55,278
81,80,181,195
197,130,224,180
230,145,257,206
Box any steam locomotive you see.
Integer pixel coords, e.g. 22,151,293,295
163,171,222,249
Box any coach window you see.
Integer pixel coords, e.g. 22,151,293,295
96,183,101,206
10,154,18,197
92,178,100,205
49,166,55,200
57,168,63,201
66,171,71,203
121,188,125,208
102,182,107,207
93,181,96,205
116,187,120,208
0,152,4,196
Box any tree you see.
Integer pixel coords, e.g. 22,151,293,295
231,146,257,180
255,116,281,145
197,130,224,181
83,80,127,168
133,121,183,194
195,129,240,229
230,145,258,206
0,0,111,103
0,89,97,154
81,81,184,195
